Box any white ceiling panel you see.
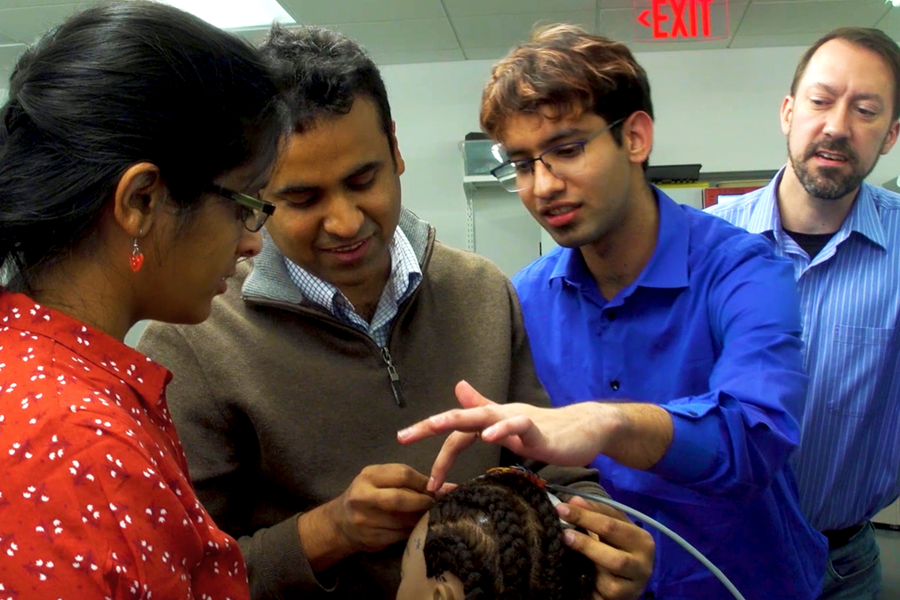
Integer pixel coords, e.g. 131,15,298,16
232,27,272,46
0,4,93,44
750,0,868,2
280,0,446,24
629,39,732,52
729,31,828,48
599,0,638,8
453,11,595,49
737,1,889,36
465,45,521,60
371,48,466,64
1,0,93,7
323,19,459,53
443,0,594,18
875,7,900,41
0,43,25,85
0,42,25,67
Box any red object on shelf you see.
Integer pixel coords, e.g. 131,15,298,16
703,186,762,208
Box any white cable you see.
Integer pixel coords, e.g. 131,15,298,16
548,484,747,600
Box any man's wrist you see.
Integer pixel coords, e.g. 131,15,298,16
585,401,624,458
298,500,356,572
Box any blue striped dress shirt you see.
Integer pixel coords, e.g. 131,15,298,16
707,167,900,531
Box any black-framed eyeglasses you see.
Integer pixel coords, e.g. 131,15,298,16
207,184,276,232
489,118,626,192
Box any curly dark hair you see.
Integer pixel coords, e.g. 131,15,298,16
258,25,395,158
423,470,595,600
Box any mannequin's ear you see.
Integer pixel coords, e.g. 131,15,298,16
432,573,465,600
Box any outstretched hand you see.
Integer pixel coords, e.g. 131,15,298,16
398,380,613,491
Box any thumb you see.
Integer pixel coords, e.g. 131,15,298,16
455,380,494,409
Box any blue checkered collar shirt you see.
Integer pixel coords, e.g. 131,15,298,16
283,227,423,348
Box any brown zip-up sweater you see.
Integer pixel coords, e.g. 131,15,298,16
138,209,601,599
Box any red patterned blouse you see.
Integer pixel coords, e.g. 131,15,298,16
0,291,249,600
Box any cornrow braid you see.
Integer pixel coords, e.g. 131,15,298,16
423,470,595,600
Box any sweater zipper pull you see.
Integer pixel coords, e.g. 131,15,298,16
381,347,405,408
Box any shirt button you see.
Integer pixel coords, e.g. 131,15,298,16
610,380,620,391
644,593,656,600
607,310,616,321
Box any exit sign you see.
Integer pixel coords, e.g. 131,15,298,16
633,0,729,41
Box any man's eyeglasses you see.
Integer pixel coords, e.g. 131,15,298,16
207,184,276,232
489,118,626,192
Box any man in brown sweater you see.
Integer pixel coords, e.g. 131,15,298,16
138,25,653,600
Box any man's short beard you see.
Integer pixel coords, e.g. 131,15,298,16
788,136,878,201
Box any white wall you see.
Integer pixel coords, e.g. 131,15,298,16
382,45,900,252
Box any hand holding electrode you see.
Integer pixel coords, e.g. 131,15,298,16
557,497,655,600
298,464,435,570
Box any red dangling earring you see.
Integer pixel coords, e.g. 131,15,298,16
130,235,144,273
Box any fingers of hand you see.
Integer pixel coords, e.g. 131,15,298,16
593,570,646,600
347,478,434,515
454,380,496,408
359,463,430,493
427,431,479,492
568,495,630,522
339,479,433,552
558,504,652,579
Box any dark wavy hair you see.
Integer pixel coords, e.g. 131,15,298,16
480,23,653,148
0,1,284,287
259,24,395,157
423,469,595,600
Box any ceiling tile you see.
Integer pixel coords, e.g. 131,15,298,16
0,32,18,45
443,0,594,18
465,46,522,60
1,0,92,7
321,19,460,53
599,0,638,8
0,43,26,68
875,7,900,41
279,0,446,24
750,0,869,2
728,31,828,48
371,48,466,65
629,38,732,52
454,11,595,49
0,4,94,44
232,27,271,46
736,1,889,36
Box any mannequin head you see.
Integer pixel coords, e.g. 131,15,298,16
396,468,595,600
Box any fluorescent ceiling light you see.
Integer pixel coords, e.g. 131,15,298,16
155,0,295,29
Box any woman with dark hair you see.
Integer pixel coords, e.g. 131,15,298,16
397,468,597,600
0,1,283,597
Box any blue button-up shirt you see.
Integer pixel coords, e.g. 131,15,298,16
708,169,900,532
513,188,827,600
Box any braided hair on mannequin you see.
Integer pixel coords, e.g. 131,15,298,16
423,468,595,600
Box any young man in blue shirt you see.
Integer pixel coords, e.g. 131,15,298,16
401,24,827,600
708,28,900,600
